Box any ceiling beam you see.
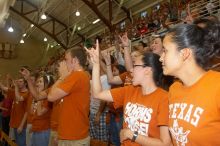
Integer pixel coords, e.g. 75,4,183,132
81,0,114,32
24,0,67,29
113,0,132,22
10,0,85,49
109,0,113,23
10,6,67,49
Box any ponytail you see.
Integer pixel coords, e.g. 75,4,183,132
168,23,220,68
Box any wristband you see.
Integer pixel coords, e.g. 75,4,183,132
131,131,138,142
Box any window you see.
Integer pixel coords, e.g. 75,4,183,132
141,11,148,18
153,4,160,12
120,21,126,30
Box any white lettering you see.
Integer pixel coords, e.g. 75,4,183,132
124,102,153,136
172,103,180,118
184,104,194,123
177,103,187,120
191,107,204,127
169,103,204,128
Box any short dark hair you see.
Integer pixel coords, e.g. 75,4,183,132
17,76,28,88
139,41,147,47
67,46,87,67
152,34,165,42
43,74,54,89
114,64,126,74
193,18,215,28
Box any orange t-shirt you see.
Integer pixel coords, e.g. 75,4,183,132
10,91,29,128
6,89,15,99
57,71,90,140
111,85,168,146
119,72,132,86
2,89,15,117
169,70,220,146
26,94,34,124
50,100,61,131
31,99,51,132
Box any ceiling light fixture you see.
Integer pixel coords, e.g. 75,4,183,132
20,39,24,43
22,33,26,37
8,26,14,32
30,24,34,27
41,13,47,19
92,19,100,24
75,10,80,16
44,37,47,42
77,26,81,30
8,18,14,32
75,0,80,16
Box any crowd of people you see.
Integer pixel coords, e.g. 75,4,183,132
0,1,220,146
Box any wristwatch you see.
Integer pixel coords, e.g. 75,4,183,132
131,131,138,142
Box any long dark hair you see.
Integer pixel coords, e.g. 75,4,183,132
168,23,220,68
142,53,163,87
37,74,54,90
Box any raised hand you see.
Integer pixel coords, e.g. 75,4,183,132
119,32,129,47
84,39,100,65
12,80,18,88
19,68,31,80
182,3,193,24
6,74,12,80
102,51,111,65
58,61,70,79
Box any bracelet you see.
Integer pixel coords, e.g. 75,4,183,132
106,64,111,66
131,131,138,142
123,45,129,48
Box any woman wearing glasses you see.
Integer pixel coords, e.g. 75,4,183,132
86,40,171,146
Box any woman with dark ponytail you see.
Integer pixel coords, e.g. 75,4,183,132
86,40,171,146
160,23,220,146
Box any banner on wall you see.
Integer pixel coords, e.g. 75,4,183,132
0,43,16,59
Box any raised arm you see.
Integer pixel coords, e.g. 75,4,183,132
20,68,47,101
119,32,133,71
13,80,25,101
85,40,113,102
102,51,123,85
48,61,70,102
0,82,9,92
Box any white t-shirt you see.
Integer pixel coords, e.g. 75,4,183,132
90,74,111,113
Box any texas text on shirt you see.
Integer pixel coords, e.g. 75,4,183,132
169,70,220,146
111,85,169,146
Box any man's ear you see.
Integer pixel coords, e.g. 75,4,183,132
180,48,192,61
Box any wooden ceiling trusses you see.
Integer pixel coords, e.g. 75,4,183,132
10,0,85,49
81,0,115,32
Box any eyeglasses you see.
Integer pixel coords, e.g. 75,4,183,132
133,64,148,68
